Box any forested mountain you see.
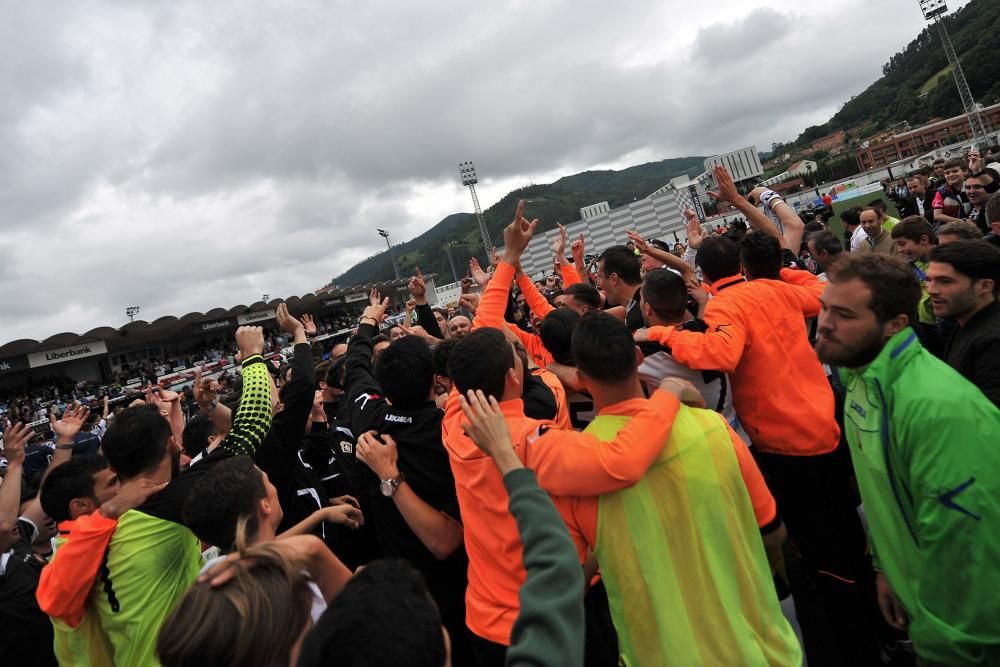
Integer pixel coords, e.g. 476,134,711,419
774,0,1000,154
332,156,705,286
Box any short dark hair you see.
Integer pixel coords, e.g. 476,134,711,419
840,206,862,227
39,456,109,523
448,328,514,401
597,245,642,285
696,236,741,283
808,230,843,257
986,191,1000,225
867,198,886,211
297,559,445,667
929,240,1000,297
538,309,581,366
563,282,601,310
571,312,637,385
374,336,435,409
740,230,782,280
933,157,947,166
804,220,825,233
371,334,390,346
641,269,688,324
101,404,172,479
936,220,983,240
890,216,936,244
943,157,967,172
182,414,218,460
827,254,920,325
182,456,266,551
431,338,456,377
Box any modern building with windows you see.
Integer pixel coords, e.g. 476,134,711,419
855,103,1000,170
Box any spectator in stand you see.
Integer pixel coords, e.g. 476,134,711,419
933,157,971,225
936,219,983,245
815,253,1000,665
927,240,1000,407
856,207,896,256
899,170,936,225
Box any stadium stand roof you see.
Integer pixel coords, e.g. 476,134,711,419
0,275,421,359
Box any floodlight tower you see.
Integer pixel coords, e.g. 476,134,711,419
459,161,493,257
377,228,401,280
125,306,141,323
918,0,988,141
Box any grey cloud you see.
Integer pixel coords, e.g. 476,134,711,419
0,0,970,342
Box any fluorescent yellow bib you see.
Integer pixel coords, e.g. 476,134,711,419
589,406,801,666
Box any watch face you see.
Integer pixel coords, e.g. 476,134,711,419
379,480,393,497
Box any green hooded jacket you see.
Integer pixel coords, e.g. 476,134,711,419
840,328,1000,665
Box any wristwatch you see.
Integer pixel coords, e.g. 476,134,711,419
379,472,406,497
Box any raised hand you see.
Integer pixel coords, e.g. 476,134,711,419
368,288,382,308
469,257,491,290
707,165,741,203
1,422,35,466
625,230,650,255
968,150,983,174
193,367,219,409
408,268,427,304
360,296,390,326
685,212,705,250
570,232,586,268
405,299,416,313
235,326,266,358
501,200,539,264
49,404,90,442
552,223,569,265
301,313,318,337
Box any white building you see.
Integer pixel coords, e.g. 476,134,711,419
704,146,763,184
517,188,687,278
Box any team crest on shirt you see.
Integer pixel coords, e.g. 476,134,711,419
340,441,353,454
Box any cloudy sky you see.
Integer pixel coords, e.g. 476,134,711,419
0,0,968,344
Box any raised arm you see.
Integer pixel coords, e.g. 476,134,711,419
627,229,696,281
344,293,391,436
409,269,445,340
0,423,32,536
46,404,91,476
219,326,273,458
515,272,555,320
193,367,232,435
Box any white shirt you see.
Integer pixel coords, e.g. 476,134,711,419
850,225,867,253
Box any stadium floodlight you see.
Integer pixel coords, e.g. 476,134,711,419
459,161,493,258
126,306,141,323
262,294,270,303
377,228,401,280
917,0,987,140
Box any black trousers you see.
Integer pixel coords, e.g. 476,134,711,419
753,445,888,666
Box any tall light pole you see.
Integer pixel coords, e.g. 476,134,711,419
126,306,141,323
459,162,493,258
377,228,401,280
444,241,460,284
918,0,988,141
262,294,270,303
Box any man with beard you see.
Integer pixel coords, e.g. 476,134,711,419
815,253,1000,666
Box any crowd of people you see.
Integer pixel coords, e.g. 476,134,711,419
2,159,999,667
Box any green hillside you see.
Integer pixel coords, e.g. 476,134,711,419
333,156,705,286
775,0,1000,154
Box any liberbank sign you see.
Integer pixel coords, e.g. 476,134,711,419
28,341,109,369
